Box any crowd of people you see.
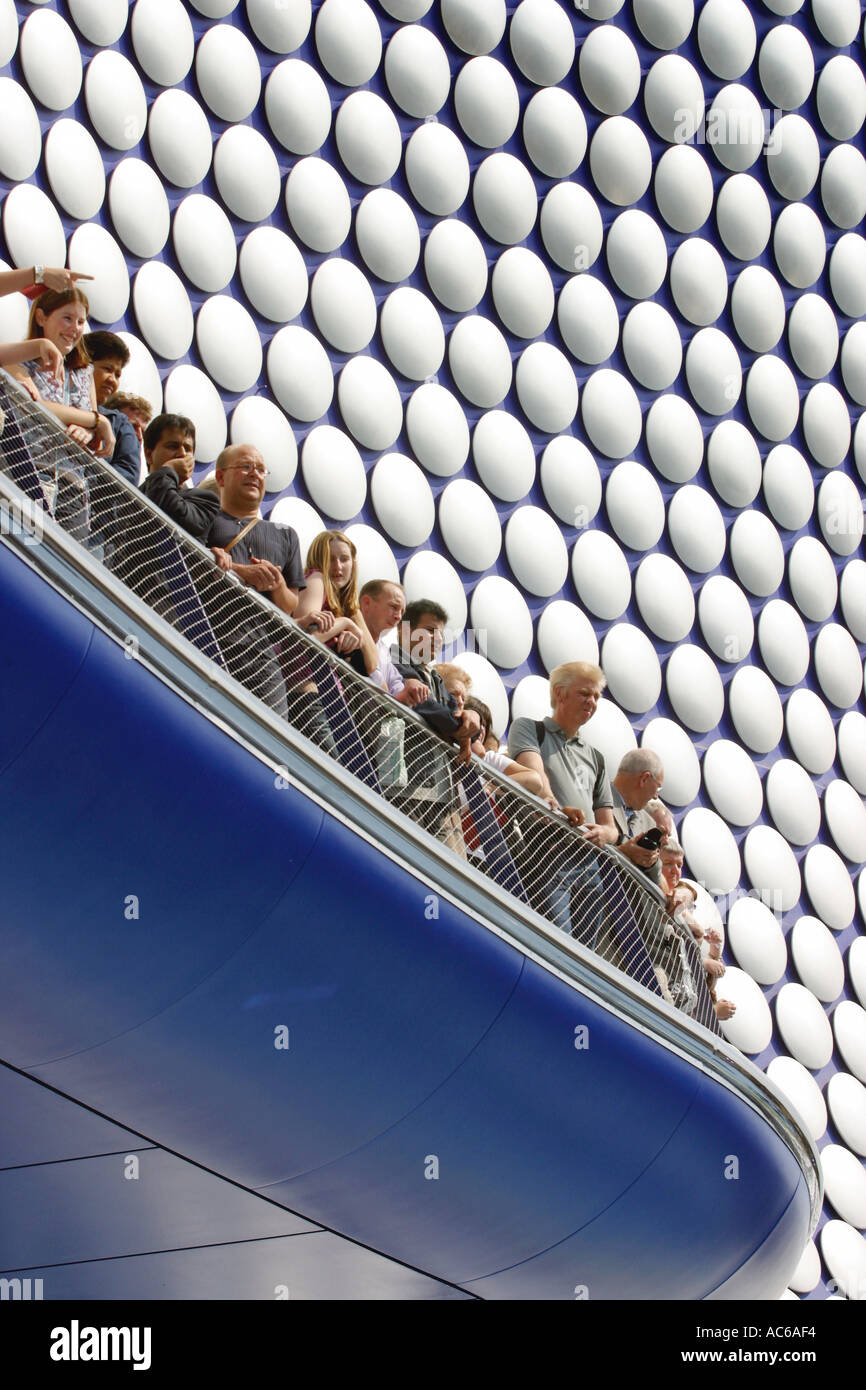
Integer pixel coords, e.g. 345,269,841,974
0,267,733,1026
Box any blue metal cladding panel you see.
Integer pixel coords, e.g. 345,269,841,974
0,545,812,1297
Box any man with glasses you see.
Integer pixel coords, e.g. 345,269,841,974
610,749,667,886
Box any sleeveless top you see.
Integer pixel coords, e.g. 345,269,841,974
31,362,93,411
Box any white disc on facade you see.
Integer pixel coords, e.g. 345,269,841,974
776,985,833,1071
473,412,535,504
814,623,864,709
301,425,367,522
788,535,837,623
423,219,486,311
766,1057,826,1143
632,0,693,50
115,332,163,417
269,497,323,565
728,666,783,756
515,343,578,435
842,321,866,407
315,0,382,89
730,510,785,597
758,23,814,111
21,10,82,111
670,238,728,327
821,144,866,232
824,780,866,866
757,599,810,687
163,365,226,462
523,86,588,180
839,713,866,797
380,0,433,17
580,370,642,459
731,266,785,353
239,227,308,324
196,23,260,122
766,114,820,202
706,84,766,171
505,506,568,598
133,262,193,362
510,675,554,725
621,302,682,391
370,453,434,548
335,91,402,186
840,559,866,643
230,397,297,493
826,1074,866,1157
812,0,861,47
557,275,619,366
491,247,554,340
285,157,351,253
817,55,866,142
214,127,281,223
571,531,631,621
698,573,754,663
509,0,575,87
667,485,726,575
355,189,420,282
44,120,105,223
727,895,786,983
405,383,469,478
685,327,741,415
601,625,661,715
448,316,512,410
438,478,502,573
605,461,665,553
472,153,538,245
706,420,761,508
774,202,826,289
379,287,445,381
829,233,866,319
762,445,813,532
665,645,724,735
804,845,856,932
345,524,399,592
791,917,844,1004
247,0,311,53
310,259,377,355
541,181,603,273
385,23,451,118
0,79,40,182
701,739,763,827
454,56,519,149
716,173,772,261
67,223,128,325
785,687,836,776
589,117,652,207
787,294,839,380
537,600,599,674
405,121,469,216
578,22,640,116
640,717,700,807
267,326,334,422
765,759,821,846
822,1146,866,1229
681,807,741,896
818,472,864,557
696,0,755,80
745,355,800,442
717,968,772,1055
441,0,506,56
743,825,801,914
644,394,703,483
834,1002,866,1083
470,577,533,670
85,51,147,151
68,0,129,45
338,357,403,452
653,144,714,234
643,54,705,144
635,554,695,644
265,60,331,155
172,195,236,294
540,436,601,528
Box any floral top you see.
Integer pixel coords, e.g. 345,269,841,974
31,363,93,411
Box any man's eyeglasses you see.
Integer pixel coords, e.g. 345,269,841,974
223,462,267,477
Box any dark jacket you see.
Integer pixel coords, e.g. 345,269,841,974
141,466,220,541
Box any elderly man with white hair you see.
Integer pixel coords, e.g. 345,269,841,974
610,748,667,886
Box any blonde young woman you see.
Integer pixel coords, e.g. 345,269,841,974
294,530,378,675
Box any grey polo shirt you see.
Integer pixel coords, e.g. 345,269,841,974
508,716,612,824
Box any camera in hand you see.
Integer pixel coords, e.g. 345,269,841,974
636,826,665,850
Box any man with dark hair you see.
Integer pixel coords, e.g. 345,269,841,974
80,330,140,485
140,414,218,541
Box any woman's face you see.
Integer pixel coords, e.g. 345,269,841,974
37,301,87,355
328,539,354,587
